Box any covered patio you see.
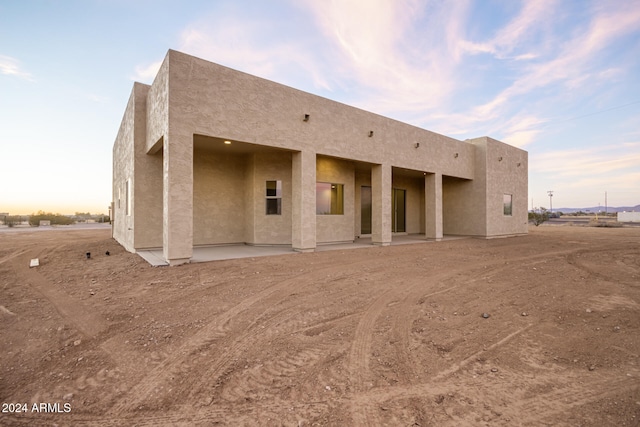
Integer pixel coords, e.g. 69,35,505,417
137,234,469,266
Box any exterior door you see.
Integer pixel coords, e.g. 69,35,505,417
392,188,406,232
361,186,372,234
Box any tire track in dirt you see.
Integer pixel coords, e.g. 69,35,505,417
1,399,331,426
567,248,640,285
219,344,327,402
350,320,531,424
0,248,28,266
107,278,297,413
108,256,392,415
4,228,640,425
347,319,637,425
26,366,124,415
348,281,460,425
352,367,638,426
182,302,331,404
347,324,535,413
293,311,358,336
346,248,579,426
497,370,640,424
348,287,396,385
431,324,533,381
346,259,490,425
9,249,109,338
389,248,584,382
181,266,399,411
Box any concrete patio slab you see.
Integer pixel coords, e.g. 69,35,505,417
136,234,470,266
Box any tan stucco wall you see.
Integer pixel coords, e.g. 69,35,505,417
478,137,528,237
146,55,169,154
133,80,163,250
372,164,393,245
441,140,489,237
192,148,294,246
316,156,356,243
113,83,159,251
133,148,163,249
425,173,444,239
112,86,137,252
442,176,484,236
244,154,256,244
292,150,317,251
247,152,293,245
156,50,475,180
193,149,246,245
443,137,527,238
115,50,529,262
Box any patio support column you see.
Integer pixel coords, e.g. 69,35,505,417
425,172,443,240
371,163,392,246
292,150,316,252
162,132,193,265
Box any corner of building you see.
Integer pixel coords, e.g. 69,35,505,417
112,84,140,253
467,136,528,238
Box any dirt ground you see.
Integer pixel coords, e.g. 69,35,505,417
1,225,639,426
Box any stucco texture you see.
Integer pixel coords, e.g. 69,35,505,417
113,50,528,263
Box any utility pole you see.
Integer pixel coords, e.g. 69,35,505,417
605,191,607,216
547,191,554,215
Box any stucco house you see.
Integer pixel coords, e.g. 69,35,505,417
112,50,527,266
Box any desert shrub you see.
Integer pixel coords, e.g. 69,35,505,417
588,218,623,228
528,208,549,226
28,211,75,226
3,215,25,227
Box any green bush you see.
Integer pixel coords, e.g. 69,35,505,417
28,211,75,226
528,208,549,226
3,215,25,227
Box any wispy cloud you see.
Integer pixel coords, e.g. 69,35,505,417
428,0,640,147
530,142,640,205
500,115,548,147
460,0,556,59
178,23,331,91
0,55,34,81
132,60,163,83
131,0,639,155
471,1,640,120
161,0,474,119
531,143,640,177
301,0,471,114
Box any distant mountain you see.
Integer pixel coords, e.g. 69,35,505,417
553,205,640,214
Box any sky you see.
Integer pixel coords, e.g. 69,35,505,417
1,0,639,215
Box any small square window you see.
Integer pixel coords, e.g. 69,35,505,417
266,180,282,215
503,194,513,216
266,198,281,215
